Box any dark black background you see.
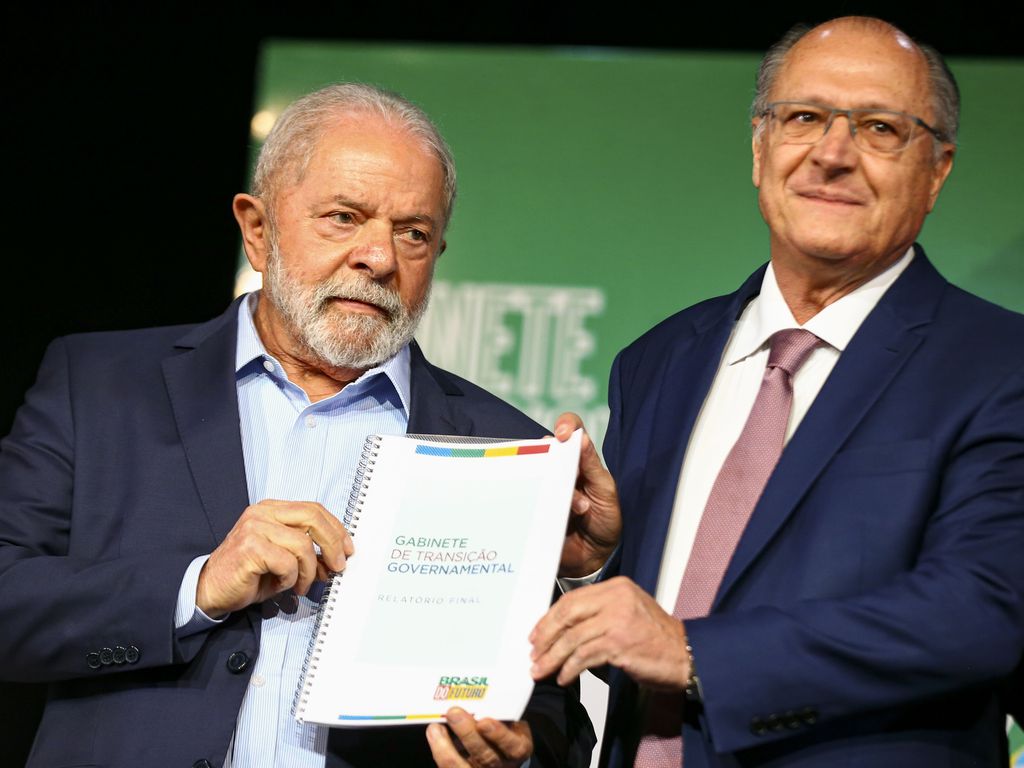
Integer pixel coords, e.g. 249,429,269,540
2,2,1019,762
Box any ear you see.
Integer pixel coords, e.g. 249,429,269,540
752,118,765,188
926,144,955,213
438,239,447,257
232,193,272,272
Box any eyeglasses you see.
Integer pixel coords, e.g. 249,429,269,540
763,101,947,154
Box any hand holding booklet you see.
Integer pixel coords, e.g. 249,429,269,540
294,429,583,727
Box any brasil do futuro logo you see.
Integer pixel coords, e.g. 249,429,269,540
433,675,489,701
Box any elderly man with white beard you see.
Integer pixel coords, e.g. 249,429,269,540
0,83,593,768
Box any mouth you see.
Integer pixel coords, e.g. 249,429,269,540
795,189,866,206
325,296,391,319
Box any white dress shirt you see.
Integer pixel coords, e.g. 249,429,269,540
175,293,412,768
653,248,914,612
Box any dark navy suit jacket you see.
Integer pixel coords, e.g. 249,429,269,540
0,300,592,768
599,248,1024,767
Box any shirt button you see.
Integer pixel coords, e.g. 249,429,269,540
263,359,274,372
250,674,265,688
305,415,317,428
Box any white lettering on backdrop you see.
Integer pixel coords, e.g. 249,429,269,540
417,281,609,450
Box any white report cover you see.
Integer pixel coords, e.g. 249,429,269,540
294,430,582,727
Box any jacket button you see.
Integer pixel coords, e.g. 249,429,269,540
227,651,251,674
112,646,127,664
766,714,784,732
783,711,801,729
86,652,101,670
125,645,140,664
99,647,114,666
192,760,214,768
749,716,768,736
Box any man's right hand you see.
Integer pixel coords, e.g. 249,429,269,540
196,500,353,616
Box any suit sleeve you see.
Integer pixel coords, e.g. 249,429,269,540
0,338,207,683
686,363,1024,753
522,674,597,768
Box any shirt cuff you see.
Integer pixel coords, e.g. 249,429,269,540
175,554,227,638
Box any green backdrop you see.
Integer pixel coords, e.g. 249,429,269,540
240,42,1024,763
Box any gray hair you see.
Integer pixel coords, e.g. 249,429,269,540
252,82,457,227
751,17,960,146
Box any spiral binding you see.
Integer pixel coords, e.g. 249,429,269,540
292,433,382,721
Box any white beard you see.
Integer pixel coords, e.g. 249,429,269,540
263,244,430,371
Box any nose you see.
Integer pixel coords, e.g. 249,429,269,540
346,220,397,279
809,111,859,170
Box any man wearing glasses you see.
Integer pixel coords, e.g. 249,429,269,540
531,15,1024,768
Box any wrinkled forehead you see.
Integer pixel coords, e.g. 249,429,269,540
303,112,437,176
274,113,445,204
776,22,933,114
309,112,449,218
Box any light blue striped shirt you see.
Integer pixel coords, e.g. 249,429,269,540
176,292,410,767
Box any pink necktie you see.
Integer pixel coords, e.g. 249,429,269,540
634,328,822,768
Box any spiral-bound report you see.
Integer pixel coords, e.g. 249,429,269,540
294,429,582,727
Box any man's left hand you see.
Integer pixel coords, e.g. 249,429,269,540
553,412,621,578
426,708,532,768
530,576,691,690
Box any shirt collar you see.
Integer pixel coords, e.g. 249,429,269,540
727,246,915,365
234,291,412,416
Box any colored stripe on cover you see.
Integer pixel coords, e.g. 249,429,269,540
414,444,550,458
337,714,446,721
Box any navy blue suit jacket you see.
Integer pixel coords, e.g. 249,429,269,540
0,300,592,768
599,248,1024,767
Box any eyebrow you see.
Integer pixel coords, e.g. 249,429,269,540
322,196,438,229
789,97,909,112
323,195,367,212
399,213,438,229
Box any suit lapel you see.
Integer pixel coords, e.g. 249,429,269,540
162,300,250,546
406,341,470,435
714,251,947,607
628,270,765,595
